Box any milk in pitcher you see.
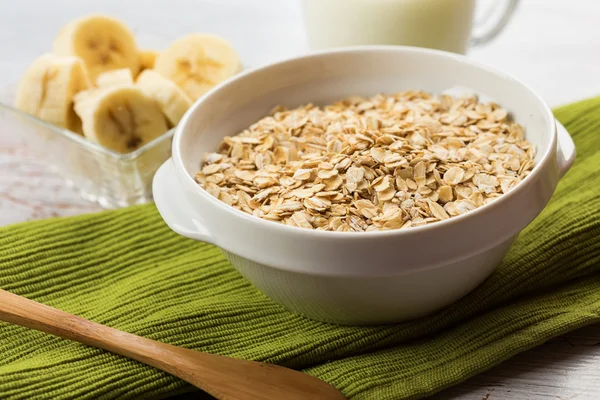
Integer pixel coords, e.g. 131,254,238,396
302,0,477,54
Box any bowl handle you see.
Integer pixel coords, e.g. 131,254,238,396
555,119,577,179
153,159,215,244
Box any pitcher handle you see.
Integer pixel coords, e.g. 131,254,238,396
471,0,520,47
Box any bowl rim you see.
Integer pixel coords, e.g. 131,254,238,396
172,45,556,239
0,100,175,161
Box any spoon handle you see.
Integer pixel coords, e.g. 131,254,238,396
0,289,180,371
0,289,346,400
0,289,242,391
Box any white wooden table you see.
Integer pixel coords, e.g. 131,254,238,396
1,1,600,398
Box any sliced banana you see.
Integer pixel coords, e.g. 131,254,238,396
15,53,91,132
139,49,159,71
73,86,102,105
53,14,140,82
136,69,192,126
74,86,168,153
154,33,241,101
96,68,134,87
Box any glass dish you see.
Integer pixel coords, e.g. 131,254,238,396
0,86,173,208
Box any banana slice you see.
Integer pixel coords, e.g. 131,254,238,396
53,14,140,82
139,49,159,71
74,86,168,153
154,33,241,101
15,53,91,132
96,68,134,87
73,86,102,105
136,69,192,126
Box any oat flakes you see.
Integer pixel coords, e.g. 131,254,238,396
195,91,535,232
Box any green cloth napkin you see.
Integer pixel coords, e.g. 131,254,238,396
1,96,600,400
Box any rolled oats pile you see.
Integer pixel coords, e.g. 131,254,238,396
195,91,535,232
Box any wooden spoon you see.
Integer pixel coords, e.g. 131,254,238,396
0,289,345,400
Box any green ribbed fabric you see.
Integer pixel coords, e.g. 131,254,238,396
1,96,600,400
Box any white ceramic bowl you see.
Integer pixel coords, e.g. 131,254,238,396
153,46,576,325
